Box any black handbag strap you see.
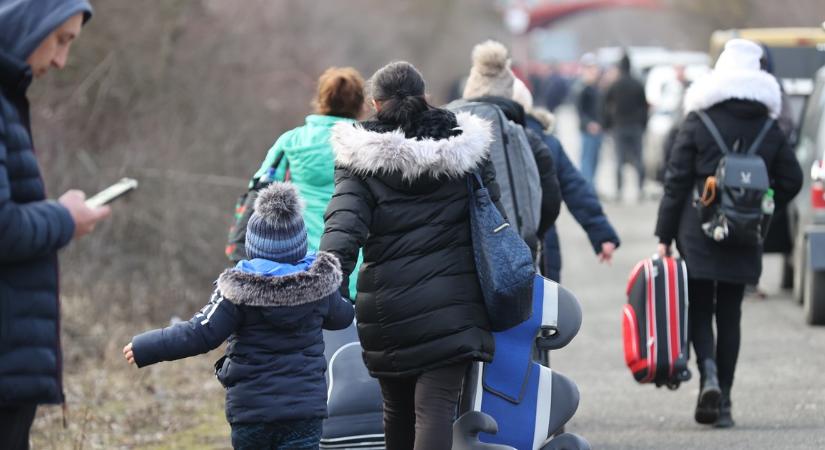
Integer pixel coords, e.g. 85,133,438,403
467,170,485,192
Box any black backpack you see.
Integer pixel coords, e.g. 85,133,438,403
695,111,774,246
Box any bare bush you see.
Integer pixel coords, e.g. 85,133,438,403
30,0,506,327
28,1,505,444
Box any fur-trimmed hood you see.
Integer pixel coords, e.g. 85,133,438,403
331,111,492,180
216,252,342,307
528,107,556,133
683,69,782,118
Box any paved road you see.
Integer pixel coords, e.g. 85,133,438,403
550,106,825,449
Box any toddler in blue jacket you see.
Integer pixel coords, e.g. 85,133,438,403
123,183,354,450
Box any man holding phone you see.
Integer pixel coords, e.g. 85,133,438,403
0,1,107,447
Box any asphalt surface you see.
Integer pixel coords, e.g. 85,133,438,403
550,106,825,449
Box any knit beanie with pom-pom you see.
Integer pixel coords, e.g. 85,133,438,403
462,40,515,100
245,182,308,263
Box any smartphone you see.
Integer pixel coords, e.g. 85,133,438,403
85,178,139,208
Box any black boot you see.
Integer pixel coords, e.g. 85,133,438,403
715,391,735,428
694,359,721,424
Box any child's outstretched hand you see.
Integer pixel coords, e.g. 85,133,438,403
123,342,135,365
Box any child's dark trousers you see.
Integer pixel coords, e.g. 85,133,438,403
231,417,323,450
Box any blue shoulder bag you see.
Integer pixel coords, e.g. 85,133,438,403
468,171,535,331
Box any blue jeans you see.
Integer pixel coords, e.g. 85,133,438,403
231,417,323,450
580,131,603,187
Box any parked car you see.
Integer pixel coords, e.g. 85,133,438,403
790,66,825,325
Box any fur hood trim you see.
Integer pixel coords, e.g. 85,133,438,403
530,107,556,133
331,112,492,180
217,252,342,307
683,69,781,118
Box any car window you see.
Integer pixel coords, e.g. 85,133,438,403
801,78,825,139
819,110,825,162
771,47,825,81
796,79,825,164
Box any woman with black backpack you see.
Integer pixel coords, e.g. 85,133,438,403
319,61,498,450
655,39,802,428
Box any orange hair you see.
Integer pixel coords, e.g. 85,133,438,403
314,67,365,119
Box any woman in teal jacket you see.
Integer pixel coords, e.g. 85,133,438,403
253,67,365,298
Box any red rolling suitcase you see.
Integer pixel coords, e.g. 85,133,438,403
622,256,692,389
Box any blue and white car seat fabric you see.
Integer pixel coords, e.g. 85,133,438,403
459,275,589,450
322,322,385,449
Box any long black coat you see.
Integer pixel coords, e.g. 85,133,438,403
656,99,802,285
320,109,496,378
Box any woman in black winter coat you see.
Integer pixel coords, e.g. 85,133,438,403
319,62,497,450
655,39,803,429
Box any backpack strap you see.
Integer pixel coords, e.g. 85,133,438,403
745,118,776,156
696,110,731,155
251,151,287,188
269,150,286,172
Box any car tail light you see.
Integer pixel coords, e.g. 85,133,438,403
813,160,825,211
814,181,825,210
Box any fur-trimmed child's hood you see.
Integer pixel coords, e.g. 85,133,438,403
216,252,342,307
683,69,782,118
331,111,493,180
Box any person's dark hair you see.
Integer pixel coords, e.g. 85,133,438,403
758,43,774,74
619,53,632,74
314,67,365,119
369,61,432,129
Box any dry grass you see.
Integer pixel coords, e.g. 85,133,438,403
30,295,231,449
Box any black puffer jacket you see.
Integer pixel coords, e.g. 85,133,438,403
0,51,76,406
0,0,93,407
603,58,648,130
320,109,496,378
656,98,802,285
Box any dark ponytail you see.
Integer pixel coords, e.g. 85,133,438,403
369,61,431,132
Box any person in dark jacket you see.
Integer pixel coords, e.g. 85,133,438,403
576,53,605,186
125,183,354,450
512,80,621,282
0,2,110,447
604,53,648,200
655,39,803,429
462,40,562,239
319,61,496,450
